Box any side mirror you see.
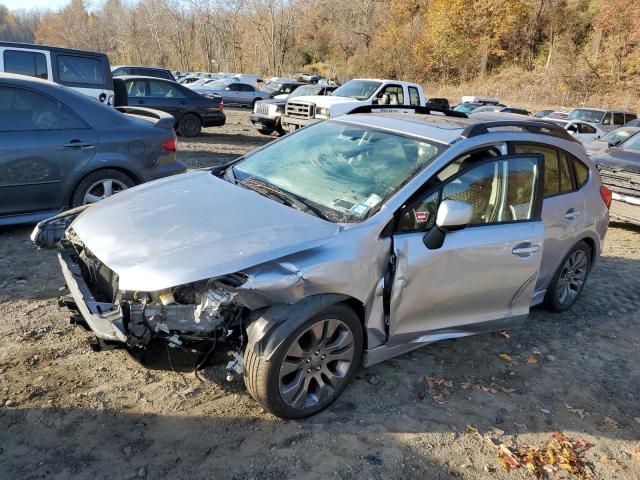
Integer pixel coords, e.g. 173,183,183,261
225,87,231,91
436,200,473,228
424,200,473,250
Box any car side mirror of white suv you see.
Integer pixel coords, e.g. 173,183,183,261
424,200,473,250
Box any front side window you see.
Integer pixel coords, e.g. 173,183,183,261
149,80,185,98
398,156,540,231
4,50,48,79
57,55,104,85
602,112,613,125
578,123,596,134
375,85,404,105
232,121,440,222
408,87,420,106
331,80,382,101
0,87,85,131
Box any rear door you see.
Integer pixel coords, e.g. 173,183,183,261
144,79,187,118
512,144,586,293
0,86,98,216
388,154,545,345
223,83,241,105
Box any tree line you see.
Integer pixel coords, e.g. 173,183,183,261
1,0,639,108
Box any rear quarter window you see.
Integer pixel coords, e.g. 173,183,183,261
573,157,590,189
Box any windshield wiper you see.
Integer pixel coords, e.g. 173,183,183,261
240,178,327,220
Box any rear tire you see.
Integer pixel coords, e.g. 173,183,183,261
178,113,201,137
257,128,274,136
71,169,134,207
543,241,591,312
244,304,363,419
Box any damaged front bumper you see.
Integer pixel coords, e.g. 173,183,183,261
58,243,127,342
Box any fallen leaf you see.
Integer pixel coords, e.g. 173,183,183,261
599,454,624,471
498,353,513,363
466,424,481,438
604,416,620,429
574,438,591,449
501,387,517,394
499,330,510,339
527,355,539,365
432,394,447,404
564,403,586,419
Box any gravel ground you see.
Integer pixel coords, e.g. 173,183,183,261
0,110,639,480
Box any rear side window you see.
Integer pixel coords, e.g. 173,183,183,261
625,113,637,123
573,157,590,189
127,80,147,97
514,144,575,197
57,55,104,85
149,80,185,98
3,50,48,79
613,113,624,125
239,84,255,92
408,87,420,106
0,87,86,131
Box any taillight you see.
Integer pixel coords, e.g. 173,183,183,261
219,101,224,112
600,185,612,209
162,135,177,152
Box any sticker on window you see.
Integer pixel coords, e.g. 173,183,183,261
364,193,382,208
414,210,430,223
349,204,369,217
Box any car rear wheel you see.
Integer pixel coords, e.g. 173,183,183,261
544,241,591,312
71,169,134,207
257,128,274,136
244,304,363,419
178,113,201,137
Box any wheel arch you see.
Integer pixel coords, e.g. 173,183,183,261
66,166,142,207
245,293,366,362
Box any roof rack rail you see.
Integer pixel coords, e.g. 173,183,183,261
347,104,468,118
460,120,581,144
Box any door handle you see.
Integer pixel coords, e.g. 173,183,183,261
564,208,581,220
62,140,94,149
512,242,540,257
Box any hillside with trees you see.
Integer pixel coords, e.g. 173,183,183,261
1,0,638,110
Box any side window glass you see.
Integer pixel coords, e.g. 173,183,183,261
602,113,612,125
57,55,104,85
376,85,404,105
0,87,62,131
625,113,637,123
613,113,624,125
408,87,420,106
558,152,574,192
59,105,88,129
579,123,596,134
127,80,147,97
4,50,48,79
398,157,540,231
149,81,184,98
514,144,560,197
573,157,590,189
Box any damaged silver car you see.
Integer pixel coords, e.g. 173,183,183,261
33,107,609,418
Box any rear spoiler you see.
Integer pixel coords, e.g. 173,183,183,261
116,106,175,129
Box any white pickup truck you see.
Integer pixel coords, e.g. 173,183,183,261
281,78,427,131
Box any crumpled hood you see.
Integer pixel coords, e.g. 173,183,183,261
71,171,340,291
591,148,640,174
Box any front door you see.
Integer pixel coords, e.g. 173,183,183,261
0,86,98,216
388,154,545,346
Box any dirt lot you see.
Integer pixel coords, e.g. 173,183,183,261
1,110,639,480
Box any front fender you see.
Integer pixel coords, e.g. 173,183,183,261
245,293,349,361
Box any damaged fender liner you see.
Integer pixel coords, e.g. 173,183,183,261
246,293,351,362
58,245,127,343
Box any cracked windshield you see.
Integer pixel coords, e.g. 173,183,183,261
233,120,440,222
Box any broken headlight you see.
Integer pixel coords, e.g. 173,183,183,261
30,204,92,249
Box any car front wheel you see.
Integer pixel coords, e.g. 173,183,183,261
544,241,591,312
244,304,363,419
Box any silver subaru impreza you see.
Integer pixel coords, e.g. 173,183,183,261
33,109,610,418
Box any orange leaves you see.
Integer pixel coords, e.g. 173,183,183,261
499,353,513,363
495,431,594,479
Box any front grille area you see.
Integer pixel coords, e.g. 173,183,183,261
285,101,314,119
77,248,119,303
610,198,640,225
254,101,269,116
